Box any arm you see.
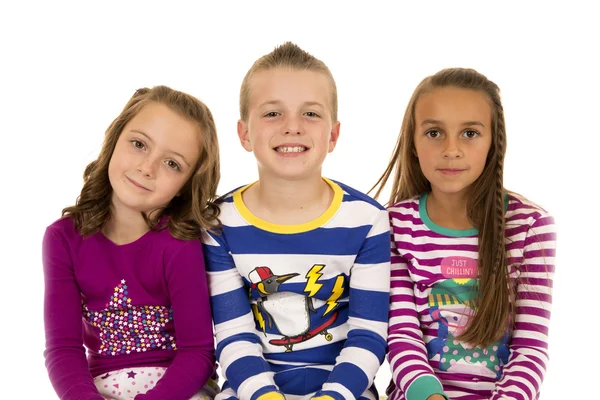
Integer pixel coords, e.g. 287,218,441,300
387,212,447,400
312,209,391,400
489,214,556,400
136,239,216,400
202,230,281,400
42,225,104,400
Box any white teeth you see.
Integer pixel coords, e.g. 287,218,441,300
276,146,307,153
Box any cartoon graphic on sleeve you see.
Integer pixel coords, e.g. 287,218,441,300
83,279,176,355
248,264,342,352
426,257,510,379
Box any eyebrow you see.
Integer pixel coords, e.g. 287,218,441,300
259,100,325,109
420,119,486,128
130,130,191,167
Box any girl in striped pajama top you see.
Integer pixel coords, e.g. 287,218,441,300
371,68,556,400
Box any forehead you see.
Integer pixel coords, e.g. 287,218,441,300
248,68,333,108
125,102,201,156
415,87,492,123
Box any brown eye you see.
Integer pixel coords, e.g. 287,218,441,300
426,130,441,139
463,130,480,139
165,160,180,171
131,140,145,149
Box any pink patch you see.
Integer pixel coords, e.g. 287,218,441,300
452,350,458,355
490,356,496,361
465,356,471,362
132,382,136,386
157,373,162,377
440,257,478,278
473,352,479,358
443,346,449,352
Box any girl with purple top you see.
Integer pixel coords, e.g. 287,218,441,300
42,86,221,400
371,68,556,400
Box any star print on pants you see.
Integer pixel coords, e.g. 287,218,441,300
127,371,137,379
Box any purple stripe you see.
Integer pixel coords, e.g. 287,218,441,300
517,292,552,302
389,212,422,225
510,337,550,351
525,232,557,246
515,306,551,319
389,201,418,212
523,248,556,258
513,321,550,335
517,277,552,286
396,241,479,253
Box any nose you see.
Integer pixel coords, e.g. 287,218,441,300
443,137,463,159
138,157,157,177
284,113,302,135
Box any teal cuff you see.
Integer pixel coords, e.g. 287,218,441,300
406,375,447,400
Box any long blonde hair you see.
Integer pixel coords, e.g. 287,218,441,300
372,68,509,347
63,85,221,240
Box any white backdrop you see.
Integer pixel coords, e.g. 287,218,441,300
1,1,596,399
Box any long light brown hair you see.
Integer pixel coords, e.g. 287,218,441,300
371,68,510,347
63,85,221,240
239,41,338,123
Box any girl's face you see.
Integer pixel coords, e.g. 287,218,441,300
413,87,493,200
108,102,201,216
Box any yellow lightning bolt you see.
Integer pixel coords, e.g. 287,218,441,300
324,276,344,316
251,304,266,335
304,264,325,297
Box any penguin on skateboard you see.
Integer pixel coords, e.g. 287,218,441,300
248,266,338,352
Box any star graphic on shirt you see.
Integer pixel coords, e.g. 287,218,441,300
127,371,137,379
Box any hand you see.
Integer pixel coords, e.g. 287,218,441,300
257,392,286,400
426,395,447,400
311,396,335,400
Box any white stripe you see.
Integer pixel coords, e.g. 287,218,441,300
335,346,381,387
201,230,220,246
219,201,250,227
350,262,390,292
214,313,257,343
325,201,383,229
215,387,236,400
366,210,390,238
320,382,354,400
238,371,277,400
208,269,245,296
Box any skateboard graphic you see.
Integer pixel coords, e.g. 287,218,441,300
269,311,338,352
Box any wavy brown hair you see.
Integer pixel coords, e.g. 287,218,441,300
371,68,510,348
62,85,221,240
239,41,338,123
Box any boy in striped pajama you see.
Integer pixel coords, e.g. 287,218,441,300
201,42,391,400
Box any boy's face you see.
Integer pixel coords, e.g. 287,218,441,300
238,68,340,181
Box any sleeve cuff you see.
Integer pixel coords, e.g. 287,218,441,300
406,375,447,400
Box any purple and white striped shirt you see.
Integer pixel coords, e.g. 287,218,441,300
386,193,556,400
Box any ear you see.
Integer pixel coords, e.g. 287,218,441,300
237,120,253,152
328,121,341,153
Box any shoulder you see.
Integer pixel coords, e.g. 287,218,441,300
44,216,81,244
387,195,421,220
505,192,555,229
330,179,385,211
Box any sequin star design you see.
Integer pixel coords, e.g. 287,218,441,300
83,279,176,355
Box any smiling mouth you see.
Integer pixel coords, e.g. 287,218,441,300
438,169,465,175
126,176,151,191
274,145,308,153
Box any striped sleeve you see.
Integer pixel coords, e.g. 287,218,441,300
387,227,446,400
201,230,279,400
490,213,556,400
316,209,391,400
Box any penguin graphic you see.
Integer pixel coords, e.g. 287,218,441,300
248,266,337,352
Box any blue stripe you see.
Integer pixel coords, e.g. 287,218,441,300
328,362,369,399
224,225,372,255
354,231,391,265
212,288,253,325
250,386,280,400
227,355,271,392
266,340,345,364
346,328,388,363
216,332,261,360
274,366,331,395
349,287,389,323
202,236,235,273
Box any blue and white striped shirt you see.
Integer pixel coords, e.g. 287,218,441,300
202,179,391,400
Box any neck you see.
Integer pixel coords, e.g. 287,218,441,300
243,174,333,225
103,202,151,245
427,190,472,230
